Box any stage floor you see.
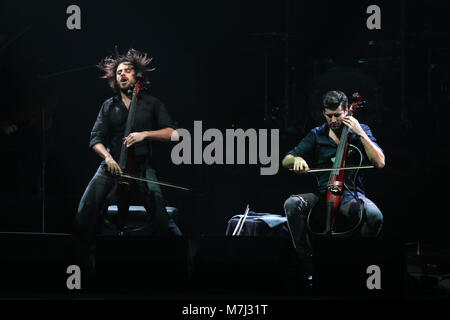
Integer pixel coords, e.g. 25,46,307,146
0,232,449,301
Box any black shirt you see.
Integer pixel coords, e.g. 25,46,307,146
287,122,383,203
89,94,176,163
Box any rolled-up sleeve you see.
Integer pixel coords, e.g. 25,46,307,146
154,99,177,130
89,101,110,148
361,124,383,153
287,130,316,158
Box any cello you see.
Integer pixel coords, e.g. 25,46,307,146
113,73,189,235
115,72,146,234
309,92,367,237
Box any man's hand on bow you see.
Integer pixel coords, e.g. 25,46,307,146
105,156,122,175
293,157,310,174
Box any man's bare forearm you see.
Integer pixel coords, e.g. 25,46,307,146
143,127,175,141
93,143,122,173
359,133,385,168
92,143,113,160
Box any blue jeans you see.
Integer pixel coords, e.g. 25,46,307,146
73,161,181,248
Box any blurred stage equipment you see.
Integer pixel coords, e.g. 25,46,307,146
249,32,295,129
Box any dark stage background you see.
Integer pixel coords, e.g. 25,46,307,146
0,0,449,248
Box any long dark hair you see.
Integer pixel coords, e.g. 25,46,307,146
97,48,155,92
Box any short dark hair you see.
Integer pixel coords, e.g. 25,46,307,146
97,48,155,92
321,90,348,110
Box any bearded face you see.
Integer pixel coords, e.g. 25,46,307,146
116,62,136,92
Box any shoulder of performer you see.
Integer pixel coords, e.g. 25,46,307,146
102,96,117,109
358,123,383,151
312,123,328,135
360,123,369,129
359,123,373,134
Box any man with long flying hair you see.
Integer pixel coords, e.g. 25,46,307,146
73,49,181,269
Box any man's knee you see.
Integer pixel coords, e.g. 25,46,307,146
365,207,383,229
284,196,307,217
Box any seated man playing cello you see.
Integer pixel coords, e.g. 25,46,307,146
282,90,385,259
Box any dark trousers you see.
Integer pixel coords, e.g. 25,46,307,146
283,193,383,258
73,162,181,249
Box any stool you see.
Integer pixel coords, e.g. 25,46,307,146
102,205,179,234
